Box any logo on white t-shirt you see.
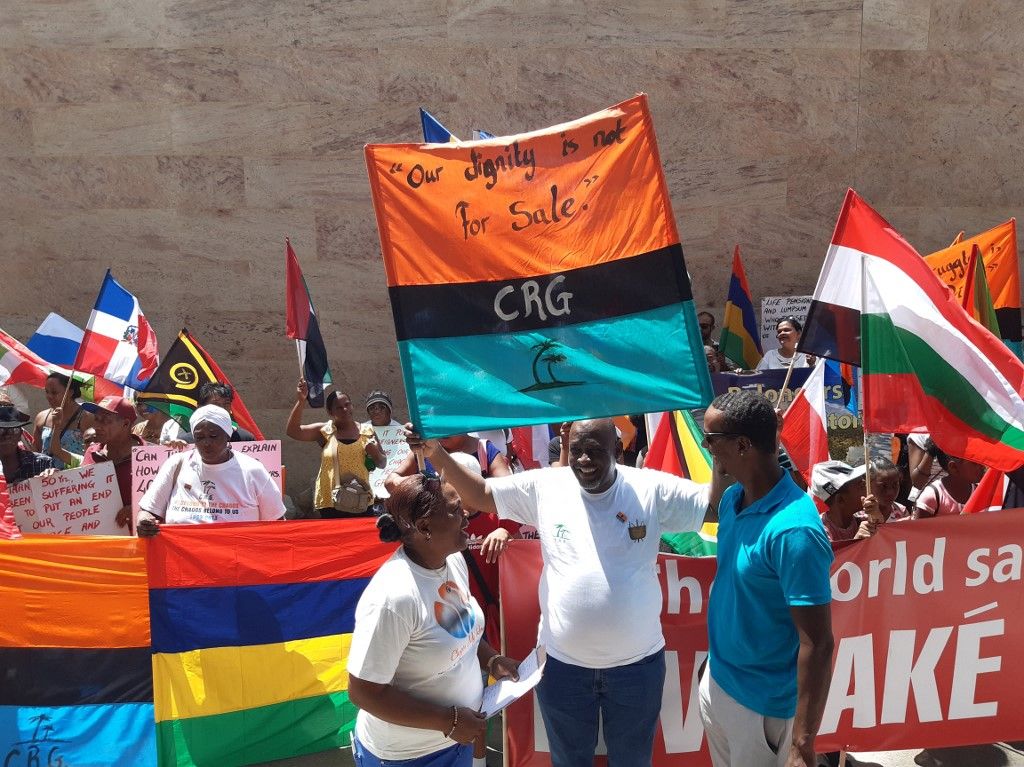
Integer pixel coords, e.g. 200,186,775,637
200,480,217,500
433,581,476,639
628,520,647,541
553,523,570,541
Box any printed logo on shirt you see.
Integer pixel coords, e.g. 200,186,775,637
434,580,476,639
628,520,647,542
553,523,570,541
200,480,216,500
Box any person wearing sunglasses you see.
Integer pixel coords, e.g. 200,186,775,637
347,473,521,767
406,417,724,767
0,405,56,486
698,390,834,767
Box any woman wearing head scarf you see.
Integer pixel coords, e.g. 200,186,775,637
286,379,385,518
348,474,521,767
136,405,284,536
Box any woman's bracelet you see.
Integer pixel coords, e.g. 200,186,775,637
444,705,459,738
486,654,502,675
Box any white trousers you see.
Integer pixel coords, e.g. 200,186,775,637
698,667,794,767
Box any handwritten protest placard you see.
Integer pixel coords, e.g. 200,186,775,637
369,423,412,499
11,462,122,535
366,94,713,436
132,441,283,512
760,295,812,351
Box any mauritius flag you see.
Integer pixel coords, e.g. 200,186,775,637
719,245,763,369
147,520,394,766
367,95,712,436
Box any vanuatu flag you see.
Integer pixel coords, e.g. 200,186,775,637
136,328,263,439
148,520,395,766
366,95,712,436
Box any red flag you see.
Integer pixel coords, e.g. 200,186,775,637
780,358,830,484
962,467,1008,514
644,413,685,476
0,474,21,540
0,328,50,389
508,427,544,470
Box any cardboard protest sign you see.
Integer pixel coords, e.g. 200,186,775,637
366,94,712,437
369,423,411,499
11,462,122,535
760,295,812,351
132,441,283,513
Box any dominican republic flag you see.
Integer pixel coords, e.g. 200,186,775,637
75,271,158,389
780,357,830,484
285,240,332,408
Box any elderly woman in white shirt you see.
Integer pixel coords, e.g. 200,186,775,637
136,405,284,536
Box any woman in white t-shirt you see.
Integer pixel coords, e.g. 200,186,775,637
347,474,522,767
756,316,814,371
136,405,284,535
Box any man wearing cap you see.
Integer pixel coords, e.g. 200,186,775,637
811,460,875,542
698,390,834,767
82,396,144,531
0,405,56,486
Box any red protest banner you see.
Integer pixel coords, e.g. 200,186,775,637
501,542,716,767
500,510,1024,764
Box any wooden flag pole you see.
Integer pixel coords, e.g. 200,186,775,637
48,368,78,457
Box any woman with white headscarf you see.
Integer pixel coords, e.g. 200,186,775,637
136,405,285,536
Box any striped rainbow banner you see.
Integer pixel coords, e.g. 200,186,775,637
0,536,155,766
148,520,396,767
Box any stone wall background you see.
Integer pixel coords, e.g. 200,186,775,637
3,1,1022,502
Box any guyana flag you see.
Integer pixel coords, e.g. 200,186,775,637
137,329,263,439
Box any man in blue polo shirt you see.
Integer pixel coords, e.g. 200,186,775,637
698,390,834,767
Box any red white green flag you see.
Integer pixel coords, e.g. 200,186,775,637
811,190,1024,470
0,328,50,389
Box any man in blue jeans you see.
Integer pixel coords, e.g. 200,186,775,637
407,418,724,766
698,391,834,767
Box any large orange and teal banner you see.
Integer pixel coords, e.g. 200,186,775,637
366,95,712,437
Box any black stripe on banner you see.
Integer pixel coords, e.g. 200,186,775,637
388,244,692,341
0,647,152,707
996,307,1023,342
798,300,862,366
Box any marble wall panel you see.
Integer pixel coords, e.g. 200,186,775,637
4,0,1022,504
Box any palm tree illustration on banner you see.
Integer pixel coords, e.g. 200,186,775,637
519,339,585,393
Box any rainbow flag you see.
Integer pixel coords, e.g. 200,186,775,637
0,536,155,765
148,520,395,767
645,410,717,556
719,245,763,369
368,96,712,436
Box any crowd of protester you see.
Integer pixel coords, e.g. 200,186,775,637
0,302,1014,767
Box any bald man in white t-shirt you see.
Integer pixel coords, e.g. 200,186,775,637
407,418,722,767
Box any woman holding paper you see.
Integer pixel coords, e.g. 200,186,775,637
136,405,284,535
347,474,521,767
